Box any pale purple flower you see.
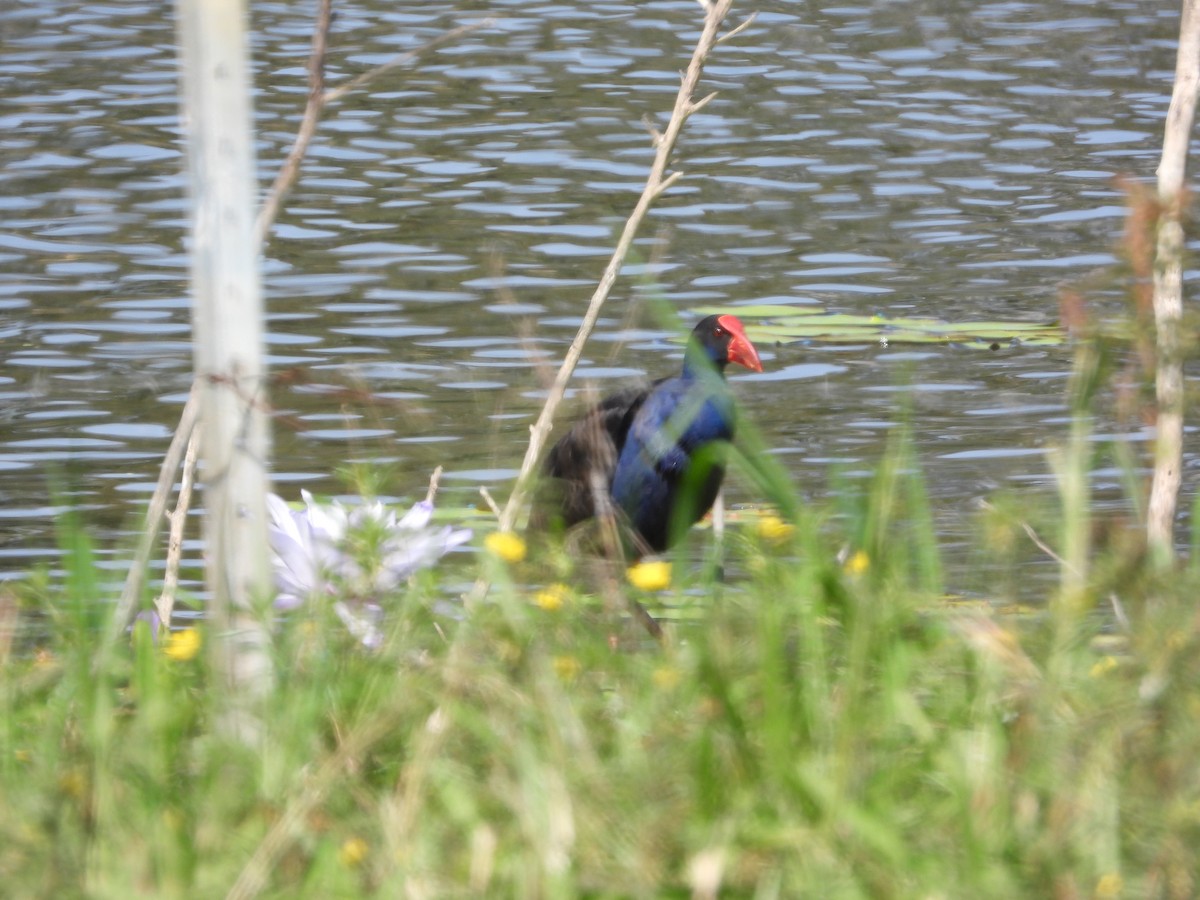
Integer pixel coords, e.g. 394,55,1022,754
267,490,472,644
267,490,344,610
333,601,384,651
132,610,162,643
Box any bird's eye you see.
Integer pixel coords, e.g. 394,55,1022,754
713,326,724,337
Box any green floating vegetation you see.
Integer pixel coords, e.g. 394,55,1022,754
697,304,1066,348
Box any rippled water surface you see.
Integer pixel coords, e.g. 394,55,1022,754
0,0,1192,598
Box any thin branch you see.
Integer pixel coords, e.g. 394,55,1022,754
655,170,686,198
1109,592,1132,634
322,19,494,106
155,427,201,628
977,499,1076,574
111,386,201,647
717,12,758,45
254,0,334,247
424,465,444,505
256,14,494,247
499,0,739,533
641,113,664,146
712,488,725,548
1020,519,1074,574
689,90,719,116
478,486,502,520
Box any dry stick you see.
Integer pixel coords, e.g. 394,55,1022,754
155,427,200,627
1146,0,1200,562
478,486,503,520
322,19,493,106
253,0,333,248
498,0,740,534
424,464,444,504
256,11,494,247
978,499,1076,574
111,385,201,642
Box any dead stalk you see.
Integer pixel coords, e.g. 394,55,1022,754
257,13,494,246
254,0,333,247
154,427,201,628
111,385,201,644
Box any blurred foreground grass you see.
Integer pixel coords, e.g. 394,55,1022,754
2,431,1199,899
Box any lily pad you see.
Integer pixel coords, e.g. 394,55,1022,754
698,306,1065,349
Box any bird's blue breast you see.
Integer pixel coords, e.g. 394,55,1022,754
610,373,735,551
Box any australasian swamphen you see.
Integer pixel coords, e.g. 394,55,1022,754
536,314,763,555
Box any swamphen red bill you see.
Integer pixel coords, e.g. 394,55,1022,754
536,314,763,555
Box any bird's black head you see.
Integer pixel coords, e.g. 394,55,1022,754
684,314,764,375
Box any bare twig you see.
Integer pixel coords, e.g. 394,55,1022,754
0,589,17,667
254,0,334,246
112,386,202,644
256,12,494,247
977,499,1077,575
1021,519,1074,575
322,19,493,106
499,0,739,533
690,90,719,115
424,465,444,505
716,12,758,45
712,488,725,548
1146,0,1200,563
155,427,201,628
478,486,502,520
641,113,664,145
1109,592,1132,633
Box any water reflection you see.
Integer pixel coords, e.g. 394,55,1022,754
0,0,1188,600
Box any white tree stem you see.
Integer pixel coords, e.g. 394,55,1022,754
1147,0,1200,561
176,0,274,727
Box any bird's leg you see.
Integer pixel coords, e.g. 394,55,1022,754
708,488,726,584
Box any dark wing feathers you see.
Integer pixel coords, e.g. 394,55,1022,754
535,381,656,528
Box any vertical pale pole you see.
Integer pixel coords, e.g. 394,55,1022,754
176,0,274,727
1147,0,1200,564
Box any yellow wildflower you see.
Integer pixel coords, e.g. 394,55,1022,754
1090,656,1119,678
58,766,88,799
552,655,581,682
338,836,370,868
756,515,795,543
1095,873,1122,899
164,628,201,662
843,550,870,576
484,531,526,563
653,665,681,691
626,560,671,591
533,584,569,612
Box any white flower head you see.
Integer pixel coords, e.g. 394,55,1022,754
267,489,472,644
